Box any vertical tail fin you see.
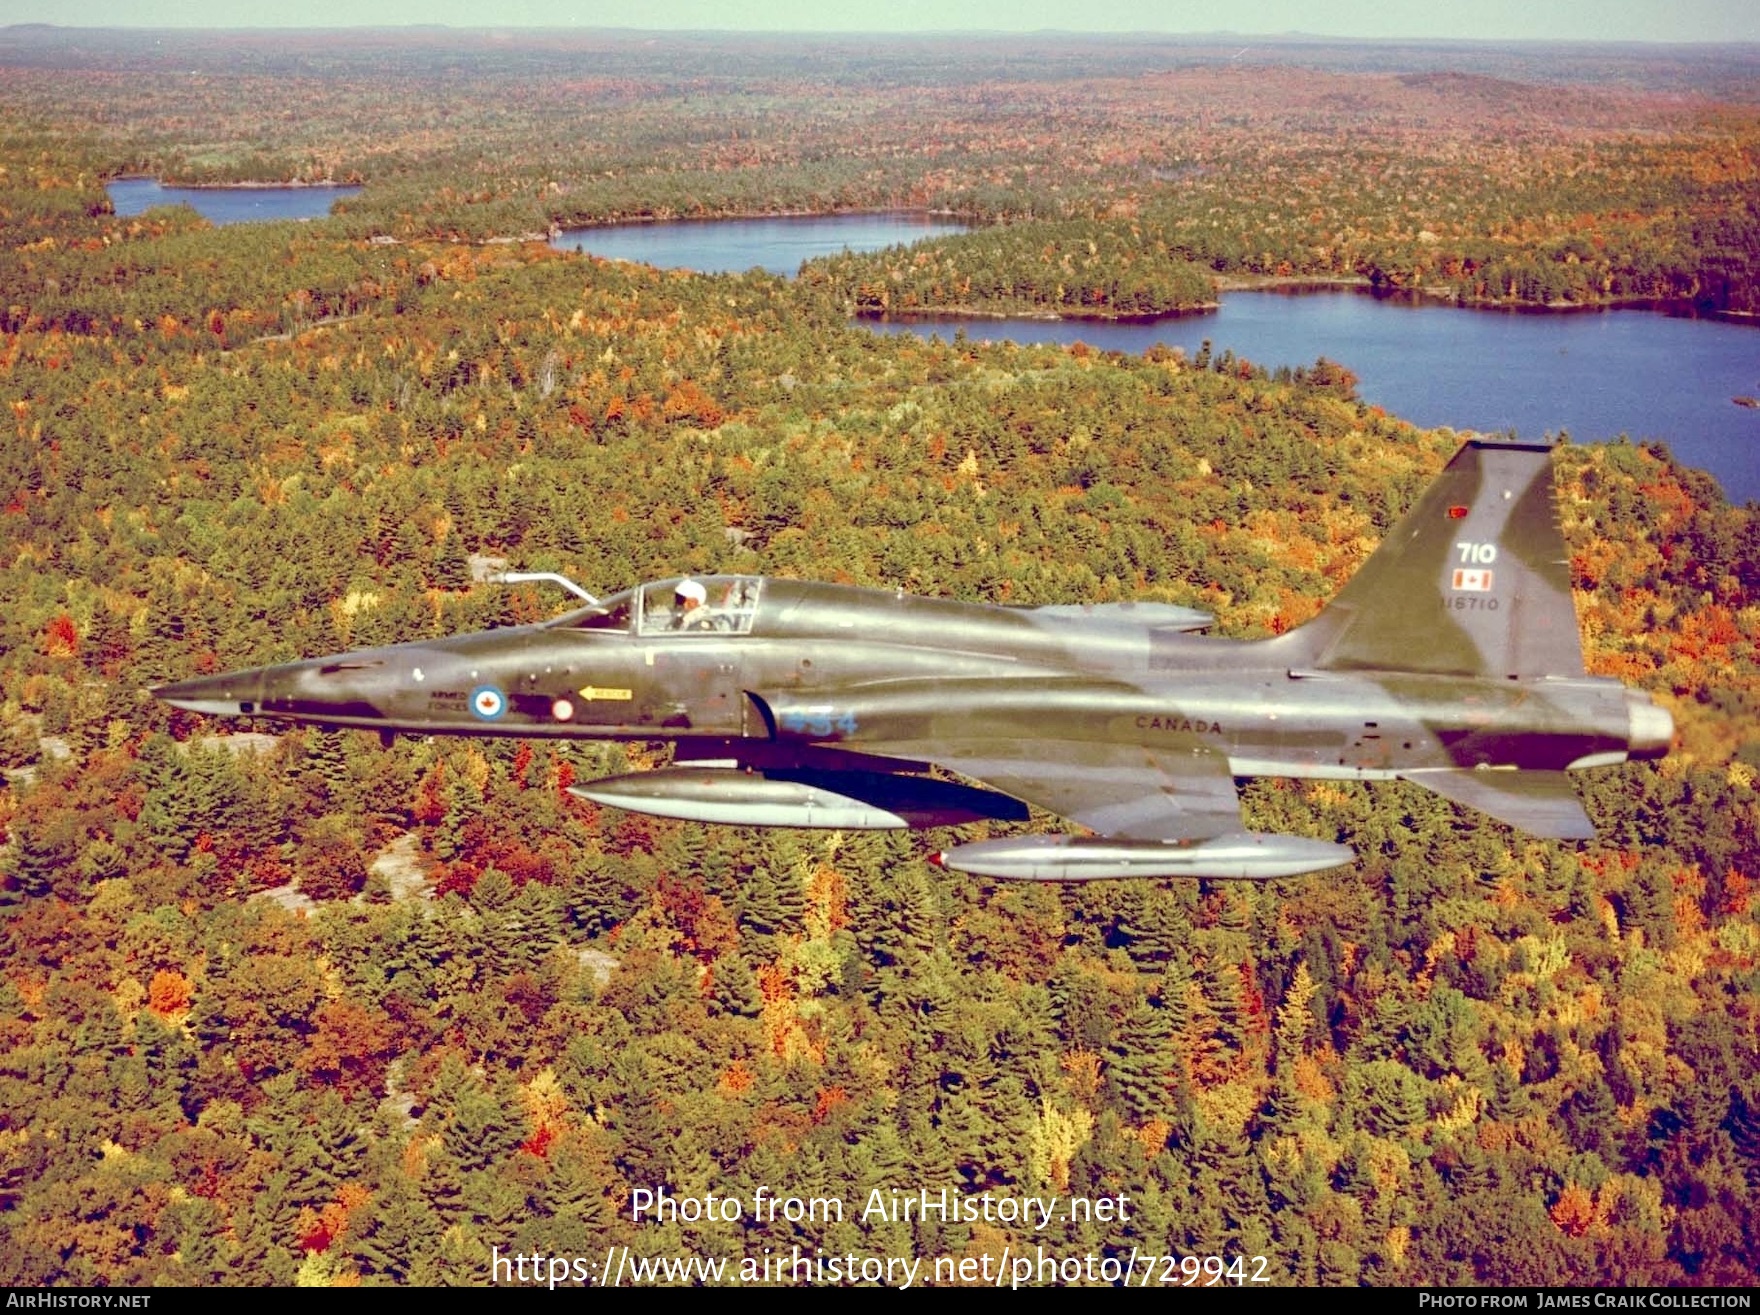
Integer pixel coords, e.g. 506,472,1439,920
1306,439,1585,680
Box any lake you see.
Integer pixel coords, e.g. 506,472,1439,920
866,295,1760,505
551,213,967,276
551,214,1759,502
107,178,361,226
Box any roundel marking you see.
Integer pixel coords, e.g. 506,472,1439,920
470,685,507,721
551,698,575,722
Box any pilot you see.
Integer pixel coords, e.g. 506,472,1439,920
672,578,712,630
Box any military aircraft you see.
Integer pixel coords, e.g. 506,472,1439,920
154,439,1672,881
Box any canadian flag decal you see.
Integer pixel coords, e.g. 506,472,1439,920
1452,568,1494,592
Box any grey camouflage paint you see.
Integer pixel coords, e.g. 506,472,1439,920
155,440,1673,876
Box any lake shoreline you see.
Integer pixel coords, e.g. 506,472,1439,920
105,178,365,227
855,302,1220,325
861,275,1753,328
108,187,1758,329
1217,274,1755,325
856,287,1760,502
111,175,361,191
554,205,965,230
553,212,1760,325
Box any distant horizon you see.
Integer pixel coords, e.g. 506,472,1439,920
4,23,1759,45
1,0,1755,45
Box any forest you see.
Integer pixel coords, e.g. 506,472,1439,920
2,28,1758,316
0,28,1758,1288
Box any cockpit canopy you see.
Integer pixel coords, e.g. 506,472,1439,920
553,575,763,636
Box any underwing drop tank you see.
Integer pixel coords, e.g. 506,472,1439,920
930,832,1355,881
569,766,1029,830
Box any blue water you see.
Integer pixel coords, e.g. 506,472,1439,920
551,213,968,276
107,178,361,226
545,215,1758,501
866,294,1760,505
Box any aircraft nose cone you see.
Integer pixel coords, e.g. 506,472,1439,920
151,670,265,717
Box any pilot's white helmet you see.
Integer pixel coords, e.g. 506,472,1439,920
675,579,707,604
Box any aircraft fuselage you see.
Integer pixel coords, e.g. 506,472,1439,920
153,440,1679,874
157,578,1658,781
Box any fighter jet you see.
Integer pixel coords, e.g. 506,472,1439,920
154,439,1672,881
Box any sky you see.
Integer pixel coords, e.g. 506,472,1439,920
8,0,1759,43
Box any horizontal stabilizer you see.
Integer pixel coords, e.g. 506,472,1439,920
1399,768,1596,840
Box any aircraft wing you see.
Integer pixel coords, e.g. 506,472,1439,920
879,736,1244,840
1398,768,1596,840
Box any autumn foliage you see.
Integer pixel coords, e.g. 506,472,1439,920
0,30,1756,1290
